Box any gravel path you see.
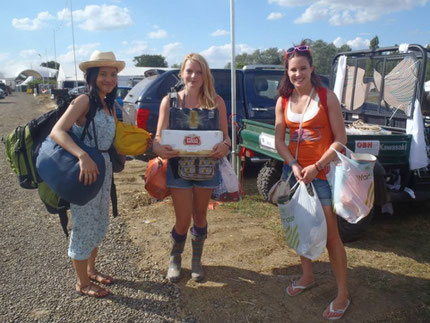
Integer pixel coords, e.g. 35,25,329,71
0,93,181,322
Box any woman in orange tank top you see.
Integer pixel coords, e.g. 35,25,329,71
274,42,351,320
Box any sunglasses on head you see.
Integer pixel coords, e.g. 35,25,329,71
284,45,311,59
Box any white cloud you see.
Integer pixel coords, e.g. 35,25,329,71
333,36,370,49
124,40,150,56
268,0,313,6
162,42,184,66
19,49,40,58
148,29,168,39
200,43,255,68
12,11,54,31
211,29,229,37
346,37,370,49
269,0,429,26
57,5,132,31
56,43,100,65
333,37,345,48
0,53,9,62
267,12,284,20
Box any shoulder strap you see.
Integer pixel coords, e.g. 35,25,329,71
294,87,314,159
80,96,99,149
281,97,288,112
168,92,178,108
111,177,118,217
317,87,328,115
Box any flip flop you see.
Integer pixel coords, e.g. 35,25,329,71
75,282,110,298
88,271,114,285
286,280,316,297
322,298,351,320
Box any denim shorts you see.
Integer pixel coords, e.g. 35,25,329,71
166,159,221,189
282,164,332,206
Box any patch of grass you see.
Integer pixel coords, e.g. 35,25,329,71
221,193,278,218
265,218,285,242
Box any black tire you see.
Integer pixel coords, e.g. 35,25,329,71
337,210,374,243
257,161,283,200
55,97,65,107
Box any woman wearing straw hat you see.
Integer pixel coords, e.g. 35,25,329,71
50,50,125,298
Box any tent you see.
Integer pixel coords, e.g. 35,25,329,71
56,64,85,89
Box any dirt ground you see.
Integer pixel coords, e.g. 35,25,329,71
115,156,430,322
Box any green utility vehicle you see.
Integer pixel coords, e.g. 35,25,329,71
239,44,430,241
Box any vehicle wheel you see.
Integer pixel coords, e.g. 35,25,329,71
337,210,374,243
56,97,65,107
257,161,282,200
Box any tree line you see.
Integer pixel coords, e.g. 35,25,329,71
131,39,354,76
39,37,430,81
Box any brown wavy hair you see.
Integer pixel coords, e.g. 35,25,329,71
278,42,322,98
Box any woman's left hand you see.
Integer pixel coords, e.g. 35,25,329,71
300,164,319,184
209,142,230,159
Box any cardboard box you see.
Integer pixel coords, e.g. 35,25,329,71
161,130,223,156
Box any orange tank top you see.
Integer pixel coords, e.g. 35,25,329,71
283,87,333,180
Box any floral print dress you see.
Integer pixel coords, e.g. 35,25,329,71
68,108,115,260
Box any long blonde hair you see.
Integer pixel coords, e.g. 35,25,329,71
180,53,217,109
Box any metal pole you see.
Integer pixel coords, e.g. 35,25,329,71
53,29,58,88
70,0,78,87
53,30,57,66
230,0,238,174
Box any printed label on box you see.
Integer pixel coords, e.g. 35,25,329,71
161,130,223,156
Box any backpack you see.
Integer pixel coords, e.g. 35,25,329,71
4,102,68,189
3,95,118,237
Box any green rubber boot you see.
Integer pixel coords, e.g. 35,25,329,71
191,234,207,282
167,238,185,283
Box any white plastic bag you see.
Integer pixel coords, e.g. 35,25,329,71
278,182,327,260
328,146,376,224
211,157,240,201
220,157,239,193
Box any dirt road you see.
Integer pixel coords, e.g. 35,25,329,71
1,93,430,322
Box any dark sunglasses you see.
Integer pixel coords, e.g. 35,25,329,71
284,45,311,60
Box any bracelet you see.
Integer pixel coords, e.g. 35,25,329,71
289,159,298,166
315,161,323,171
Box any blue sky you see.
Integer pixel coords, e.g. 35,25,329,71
1,0,429,78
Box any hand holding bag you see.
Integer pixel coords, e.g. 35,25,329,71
328,143,376,223
278,181,327,260
144,157,170,199
115,120,151,156
36,132,106,205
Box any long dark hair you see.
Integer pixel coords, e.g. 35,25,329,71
85,67,118,112
278,42,322,98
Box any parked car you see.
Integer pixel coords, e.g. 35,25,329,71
0,83,9,96
122,66,293,136
68,85,88,96
0,88,5,99
114,86,132,120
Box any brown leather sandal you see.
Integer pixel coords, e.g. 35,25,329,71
75,282,110,298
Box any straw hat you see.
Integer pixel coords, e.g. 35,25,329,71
79,50,125,73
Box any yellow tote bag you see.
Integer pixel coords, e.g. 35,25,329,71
115,120,151,155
